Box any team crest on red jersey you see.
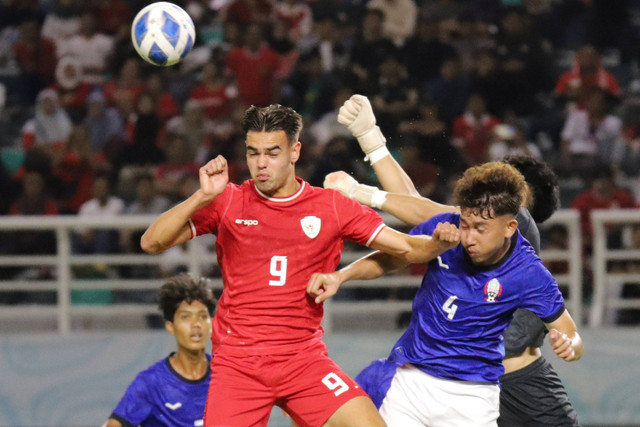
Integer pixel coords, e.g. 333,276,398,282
484,278,503,302
301,216,321,238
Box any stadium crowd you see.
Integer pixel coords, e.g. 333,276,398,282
0,0,639,321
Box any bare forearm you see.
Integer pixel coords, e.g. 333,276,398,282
382,193,458,226
140,190,213,253
371,156,420,197
339,251,407,282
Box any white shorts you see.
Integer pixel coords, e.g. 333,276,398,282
379,363,500,427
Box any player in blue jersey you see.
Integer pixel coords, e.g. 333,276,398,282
104,274,216,427
308,161,584,426
329,94,580,426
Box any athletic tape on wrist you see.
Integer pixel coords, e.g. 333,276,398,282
365,145,390,165
371,190,388,209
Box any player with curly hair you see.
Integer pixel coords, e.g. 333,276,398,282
105,274,216,427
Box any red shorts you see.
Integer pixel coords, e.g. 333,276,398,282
203,339,369,427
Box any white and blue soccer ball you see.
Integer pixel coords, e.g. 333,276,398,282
131,2,195,66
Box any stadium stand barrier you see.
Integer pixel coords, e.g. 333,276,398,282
0,210,583,333
590,209,640,326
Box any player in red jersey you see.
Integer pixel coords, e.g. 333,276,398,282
141,104,459,427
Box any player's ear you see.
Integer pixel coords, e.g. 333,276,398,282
504,217,518,238
290,141,301,164
165,320,175,335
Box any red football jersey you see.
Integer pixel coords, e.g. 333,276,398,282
190,178,386,353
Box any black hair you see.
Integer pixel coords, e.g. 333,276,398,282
241,104,303,144
502,156,559,223
158,273,217,322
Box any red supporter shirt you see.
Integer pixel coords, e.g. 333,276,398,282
225,45,279,106
189,85,233,119
189,178,386,353
571,189,637,235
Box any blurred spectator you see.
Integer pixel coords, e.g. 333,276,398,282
423,56,470,124
398,142,439,198
126,172,170,216
446,12,494,73
273,0,313,42
554,44,621,108
56,11,114,85
398,97,459,179
560,88,623,178
22,88,72,151
494,7,553,116
102,58,145,107
13,19,57,102
571,164,637,248
266,17,300,80
617,94,640,177
120,171,170,255
9,170,58,254
488,124,542,161
452,93,499,166
225,23,279,106
41,0,80,52
83,89,125,161
369,55,418,141
401,16,456,86
74,171,125,255
366,0,417,44
164,99,217,163
308,17,349,75
0,159,19,215
154,134,201,201
307,135,366,187
144,71,178,123
7,169,58,300
188,61,235,120
308,86,354,152
51,124,96,214
221,0,273,26
524,0,563,49
349,8,401,87
282,49,335,120
95,0,131,36
469,49,509,117
114,92,164,169
51,55,90,122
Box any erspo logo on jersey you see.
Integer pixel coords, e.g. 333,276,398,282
235,219,259,226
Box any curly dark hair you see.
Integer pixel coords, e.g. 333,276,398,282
453,162,525,218
241,104,303,144
502,156,560,223
158,274,217,322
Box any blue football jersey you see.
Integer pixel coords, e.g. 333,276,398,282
110,353,211,427
355,358,398,409
389,212,565,384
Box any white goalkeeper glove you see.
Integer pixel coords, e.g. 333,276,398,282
323,171,388,209
337,94,389,163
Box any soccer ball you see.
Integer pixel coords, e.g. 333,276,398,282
131,2,195,66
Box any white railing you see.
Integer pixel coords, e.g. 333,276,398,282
0,210,583,334
589,209,640,327
538,209,583,326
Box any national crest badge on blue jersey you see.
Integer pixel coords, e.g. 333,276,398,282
301,216,321,239
484,278,503,302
